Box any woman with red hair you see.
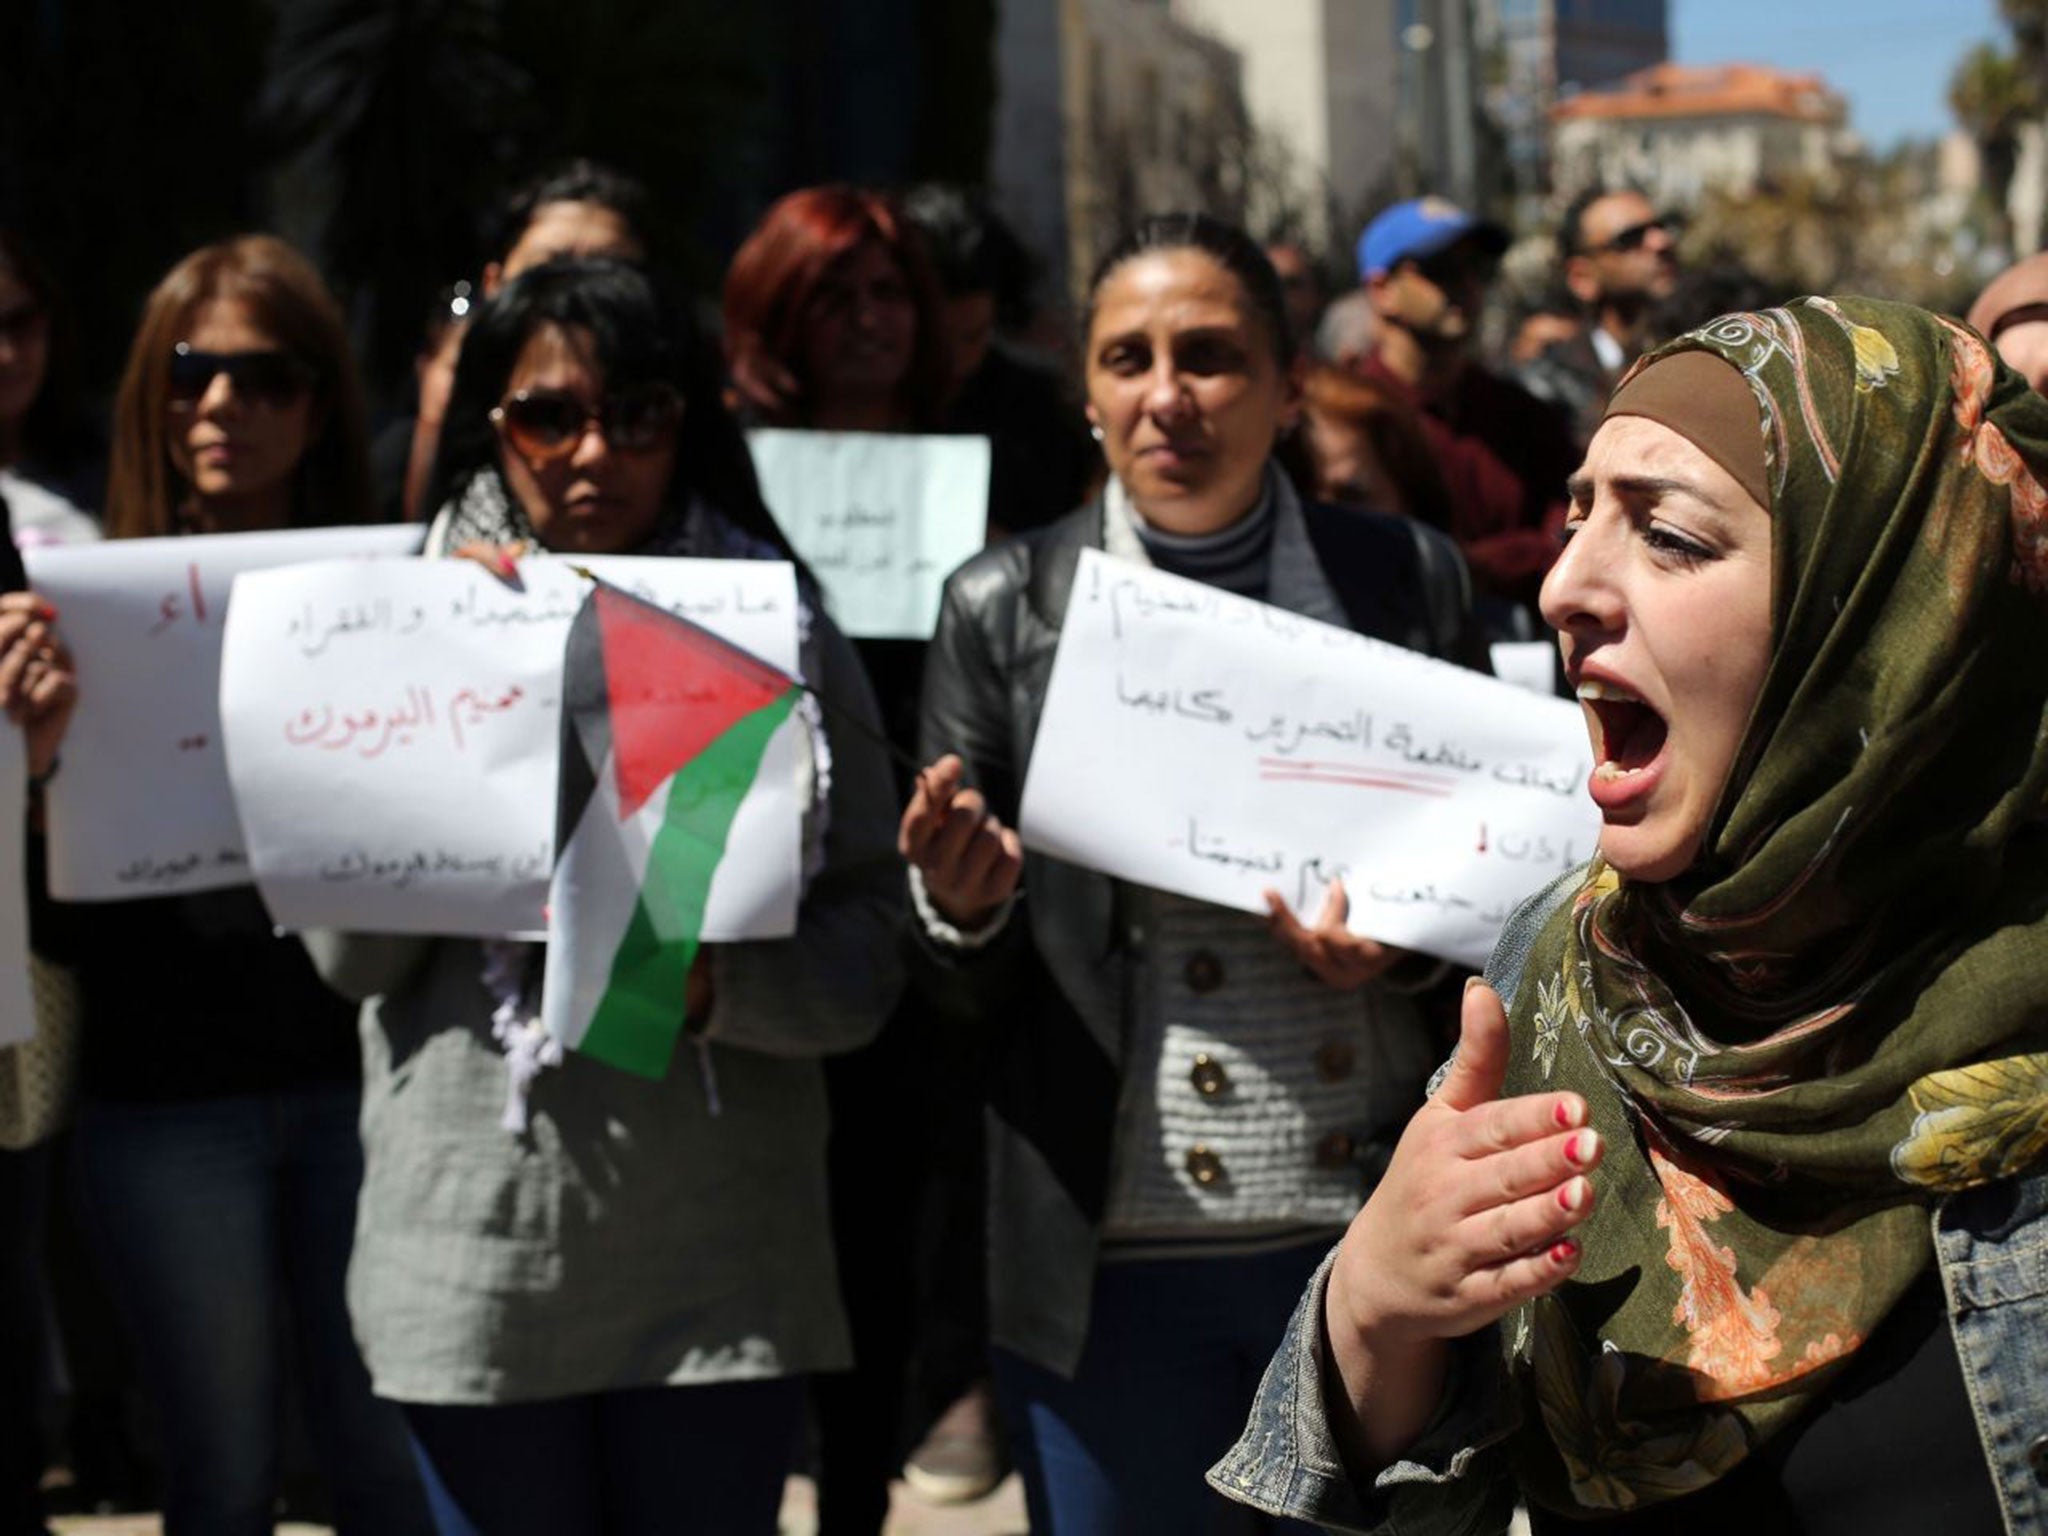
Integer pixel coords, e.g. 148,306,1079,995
1298,363,1455,535
722,185,950,432
722,189,960,1533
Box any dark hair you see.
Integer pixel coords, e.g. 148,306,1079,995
0,228,94,476
1084,212,1295,365
107,235,372,539
428,257,796,562
901,184,1036,324
1557,185,1608,263
1298,364,1454,533
721,185,951,430
488,159,653,268
1557,183,1658,264
1647,253,1778,346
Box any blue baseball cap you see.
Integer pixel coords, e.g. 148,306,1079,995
1357,197,1510,280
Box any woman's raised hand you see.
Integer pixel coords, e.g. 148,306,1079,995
1262,877,1406,990
898,753,1023,931
1323,980,1602,1466
0,591,78,780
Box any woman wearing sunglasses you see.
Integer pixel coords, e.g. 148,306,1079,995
310,257,904,1536
6,235,430,1535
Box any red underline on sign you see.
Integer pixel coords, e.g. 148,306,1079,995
1258,758,1460,786
1258,768,1456,797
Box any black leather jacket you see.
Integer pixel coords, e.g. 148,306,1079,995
915,488,1487,1375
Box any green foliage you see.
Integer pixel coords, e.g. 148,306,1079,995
1950,38,2036,251
1682,166,1980,317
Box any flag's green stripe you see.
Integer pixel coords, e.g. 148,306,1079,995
576,687,800,1078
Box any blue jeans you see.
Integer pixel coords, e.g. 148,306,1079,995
72,1087,430,1536
992,1240,1331,1536
404,1378,805,1536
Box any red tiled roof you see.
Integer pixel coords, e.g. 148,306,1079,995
1551,62,1843,125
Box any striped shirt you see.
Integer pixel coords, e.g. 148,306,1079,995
1126,483,1277,598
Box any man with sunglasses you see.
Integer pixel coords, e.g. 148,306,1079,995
1355,198,1576,637
1518,186,1684,447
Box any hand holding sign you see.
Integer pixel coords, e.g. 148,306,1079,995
0,592,74,779
1017,551,1600,969
220,554,804,937
24,524,428,899
1262,879,1407,991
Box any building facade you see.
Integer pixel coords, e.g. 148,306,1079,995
1549,61,1857,207
991,0,1248,302
1169,0,1400,246
1491,0,1668,202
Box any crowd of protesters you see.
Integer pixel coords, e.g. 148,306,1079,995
0,157,2045,1536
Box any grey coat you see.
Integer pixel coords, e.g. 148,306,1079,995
310,604,904,1405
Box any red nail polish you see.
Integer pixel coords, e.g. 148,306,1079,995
1550,1239,1578,1264
1553,1100,1574,1129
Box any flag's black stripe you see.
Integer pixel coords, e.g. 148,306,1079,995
554,589,612,853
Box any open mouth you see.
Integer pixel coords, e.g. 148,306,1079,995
1579,678,1668,779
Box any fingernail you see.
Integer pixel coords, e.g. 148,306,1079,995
1549,1239,1578,1265
1556,1177,1587,1212
37,603,57,622
1566,1130,1599,1165
1553,1099,1581,1130
1464,976,1482,997
496,553,519,578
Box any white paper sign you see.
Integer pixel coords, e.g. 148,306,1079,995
1018,551,1603,969
0,728,32,1048
24,526,427,900
1490,641,1559,697
218,556,804,938
748,428,990,639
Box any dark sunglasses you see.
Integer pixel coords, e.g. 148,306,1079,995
1598,215,1682,254
167,343,316,411
490,383,684,462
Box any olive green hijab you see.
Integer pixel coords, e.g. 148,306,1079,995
1500,296,2048,1514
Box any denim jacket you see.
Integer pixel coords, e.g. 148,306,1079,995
1209,871,2048,1534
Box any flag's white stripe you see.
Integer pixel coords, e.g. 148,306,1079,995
539,751,664,1050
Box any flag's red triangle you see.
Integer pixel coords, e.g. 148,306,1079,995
591,584,796,818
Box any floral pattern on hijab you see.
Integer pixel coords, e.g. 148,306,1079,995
1497,297,2048,1515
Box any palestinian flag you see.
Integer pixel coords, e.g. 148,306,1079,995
540,579,801,1079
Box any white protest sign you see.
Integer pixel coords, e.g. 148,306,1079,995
1490,641,1558,697
218,555,804,938
748,428,989,639
1018,551,1602,969
0,727,31,1048
25,525,426,900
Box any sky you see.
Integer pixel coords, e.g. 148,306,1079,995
1670,0,2006,150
